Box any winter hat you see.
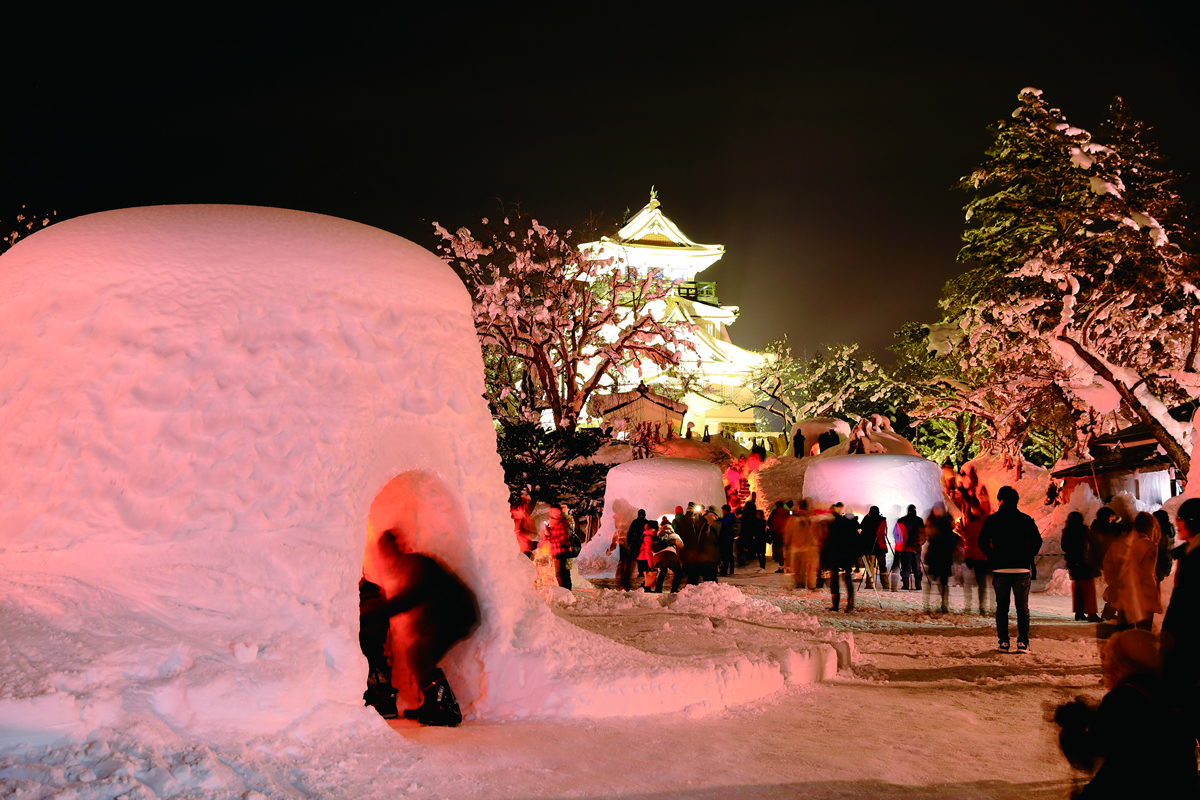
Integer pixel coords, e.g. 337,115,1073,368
675,506,684,515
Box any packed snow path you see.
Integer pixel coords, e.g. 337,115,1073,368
1,565,1102,799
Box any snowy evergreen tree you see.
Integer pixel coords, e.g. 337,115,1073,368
930,88,1197,472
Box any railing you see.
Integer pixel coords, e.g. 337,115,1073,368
675,280,719,304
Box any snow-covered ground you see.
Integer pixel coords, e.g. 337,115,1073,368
2,564,1104,799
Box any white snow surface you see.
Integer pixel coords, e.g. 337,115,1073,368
1,565,1114,799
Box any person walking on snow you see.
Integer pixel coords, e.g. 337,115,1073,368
923,503,961,614
978,485,1042,653
860,506,889,590
768,501,791,574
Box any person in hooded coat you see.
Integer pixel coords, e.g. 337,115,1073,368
1103,512,1163,631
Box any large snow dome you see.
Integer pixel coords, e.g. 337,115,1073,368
600,457,728,541
802,455,943,520
0,206,541,740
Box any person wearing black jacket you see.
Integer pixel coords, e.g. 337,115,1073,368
1062,511,1102,622
978,485,1043,653
1162,498,1200,724
825,503,859,612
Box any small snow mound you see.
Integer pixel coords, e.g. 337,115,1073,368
1043,569,1073,597
670,583,818,626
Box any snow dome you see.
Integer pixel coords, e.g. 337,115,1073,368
599,457,728,541
802,455,943,520
0,206,539,740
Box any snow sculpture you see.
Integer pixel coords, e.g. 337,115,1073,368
0,205,537,740
599,457,728,545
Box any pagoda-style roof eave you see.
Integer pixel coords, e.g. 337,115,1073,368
596,236,725,256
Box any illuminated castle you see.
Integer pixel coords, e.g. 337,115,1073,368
581,192,764,437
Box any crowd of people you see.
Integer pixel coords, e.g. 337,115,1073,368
505,476,1200,792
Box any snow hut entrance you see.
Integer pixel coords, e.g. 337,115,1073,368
359,472,480,718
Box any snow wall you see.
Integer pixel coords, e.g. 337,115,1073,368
0,205,558,742
801,454,944,519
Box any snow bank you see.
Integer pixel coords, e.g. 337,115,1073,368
533,583,837,717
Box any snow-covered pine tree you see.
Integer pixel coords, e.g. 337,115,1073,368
948,88,1198,473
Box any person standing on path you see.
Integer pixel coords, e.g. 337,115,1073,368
978,485,1043,653
718,504,738,577
544,505,575,591
768,501,791,574
895,505,925,590
825,502,859,612
611,509,646,590
1162,498,1200,722
923,503,961,614
1062,511,1101,622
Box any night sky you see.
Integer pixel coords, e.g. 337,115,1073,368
4,2,1196,362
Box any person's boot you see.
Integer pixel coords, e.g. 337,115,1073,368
403,669,462,727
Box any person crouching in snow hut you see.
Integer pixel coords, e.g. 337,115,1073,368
361,528,480,726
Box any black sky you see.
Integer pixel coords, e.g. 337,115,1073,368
4,2,1196,361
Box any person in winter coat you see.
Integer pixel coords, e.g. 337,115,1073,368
959,493,992,614
787,500,817,590
543,505,575,591
767,501,791,573
360,529,480,727
509,492,538,560
860,506,889,590
1162,498,1200,716
978,485,1042,653
1062,511,1101,622
1054,629,1198,797
1154,509,1175,587
1102,512,1163,631
697,507,721,582
923,503,961,614
637,519,657,581
753,509,769,569
1089,508,1123,620
651,526,686,594
824,503,859,612
895,505,926,590
718,505,739,577
739,494,759,566
610,509,646,591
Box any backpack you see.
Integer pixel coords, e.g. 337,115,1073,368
568,532,583,558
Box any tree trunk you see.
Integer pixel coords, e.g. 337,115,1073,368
1057,336,1191,475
